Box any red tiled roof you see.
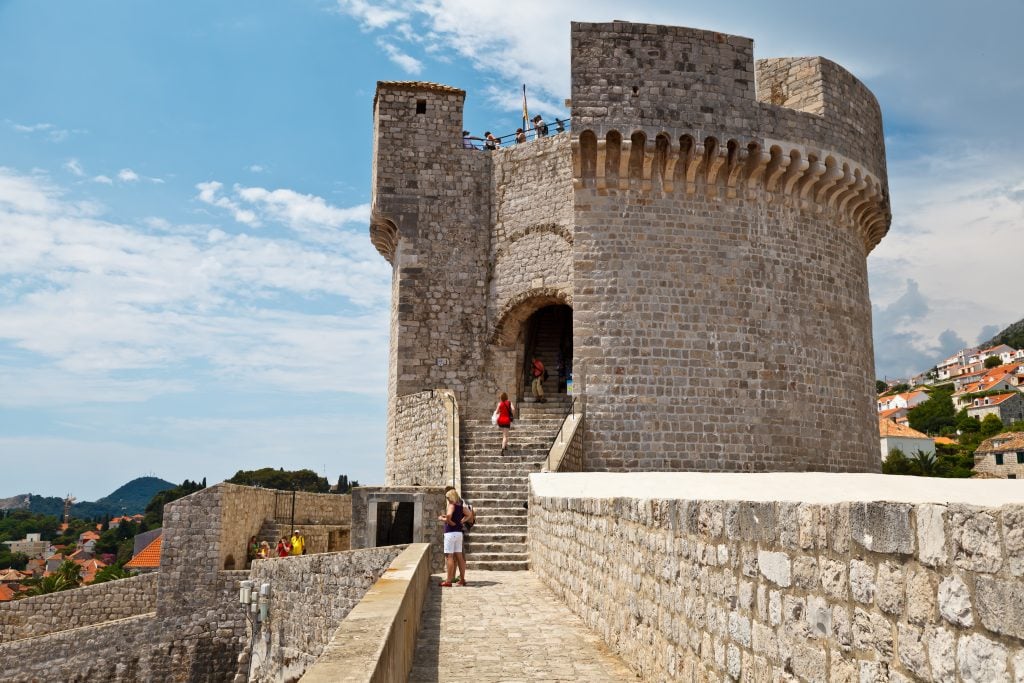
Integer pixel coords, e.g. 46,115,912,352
0,569,28,582
125,534,162,569
0,585,14,602
879,419,930,439
80,531,101,541
976,431,1024,454
933,436,957,446
878,406,906,420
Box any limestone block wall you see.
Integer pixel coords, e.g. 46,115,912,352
242,546,405,683
490,135,574,316
0,572,157,642
573,190,878,472
529,473,1024,683
389,389,457,486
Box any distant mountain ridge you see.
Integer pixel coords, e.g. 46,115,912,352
1,477,176,519
984,316,1024,352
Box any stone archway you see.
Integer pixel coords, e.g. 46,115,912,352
490,288,573,402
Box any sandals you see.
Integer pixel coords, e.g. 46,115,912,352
455,579,467,587
439,580,453,587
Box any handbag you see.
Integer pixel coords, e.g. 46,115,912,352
491,409,499,426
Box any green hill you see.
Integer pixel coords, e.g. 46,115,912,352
25,476,176,519
984,316,1024,351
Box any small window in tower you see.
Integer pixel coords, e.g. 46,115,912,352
416,99,426,114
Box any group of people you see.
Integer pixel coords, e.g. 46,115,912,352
463,116,554,150
248,529,306,560
438,486,475,587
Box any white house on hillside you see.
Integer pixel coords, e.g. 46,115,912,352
879,419,935,462
877,390,929,413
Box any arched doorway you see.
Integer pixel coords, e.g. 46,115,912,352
522,304,572,400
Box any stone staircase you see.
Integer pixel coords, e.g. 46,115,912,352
460,397,572,571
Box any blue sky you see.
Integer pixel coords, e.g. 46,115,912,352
2,1,1022,499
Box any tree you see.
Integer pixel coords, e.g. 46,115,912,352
876,379,888,394
890,383,910,394
227,468,330,493
143,479,205,528
334,474,360,494
882,448,911,475
984,355,1002,369
1007,420,1024,432
91,564,130,584
21,559,81,596
907,387,956,435
980,414,1004,438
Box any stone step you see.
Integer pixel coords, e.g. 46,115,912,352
465,559,529,571
465,551,528,563
464,542,526,554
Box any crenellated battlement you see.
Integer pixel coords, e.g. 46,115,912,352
571,131,889,251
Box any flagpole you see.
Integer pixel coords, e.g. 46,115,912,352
522,84,529,135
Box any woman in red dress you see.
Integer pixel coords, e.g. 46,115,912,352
494,391,515,453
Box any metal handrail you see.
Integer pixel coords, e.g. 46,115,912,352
546,396,577,471
443,392,457,489
464,118,569,150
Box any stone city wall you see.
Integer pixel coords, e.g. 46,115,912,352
389,389,456,487
241,546,406,683
529,473,1024,683
0,613,159,682
0,571,158,643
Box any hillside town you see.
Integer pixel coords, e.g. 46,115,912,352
0,514,147,602
878,342,1024,478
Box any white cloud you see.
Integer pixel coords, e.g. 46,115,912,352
334,0,409,29
10,120,76,142
248,164,265,173
93,174,113,184
197,181,371,244
64,158,85,177
118,168,140,182
195,180,259,226
378,39,423,74
869,145,1024,378
0,168,391,407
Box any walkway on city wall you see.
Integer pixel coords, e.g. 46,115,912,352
409,570,637,682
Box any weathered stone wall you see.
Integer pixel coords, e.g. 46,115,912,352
529,473,1024,682
0,572,157,642
242,546,405,683
0,613,160,682
389,389,455,486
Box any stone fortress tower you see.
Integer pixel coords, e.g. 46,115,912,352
370,20,891,479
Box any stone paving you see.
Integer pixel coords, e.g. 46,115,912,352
410,570,638,682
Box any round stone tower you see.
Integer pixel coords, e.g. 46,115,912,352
570,22,889,472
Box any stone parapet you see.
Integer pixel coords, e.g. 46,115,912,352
242,546,406,682
0,572,157,643
300,544,431,683
528,473,1024,682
